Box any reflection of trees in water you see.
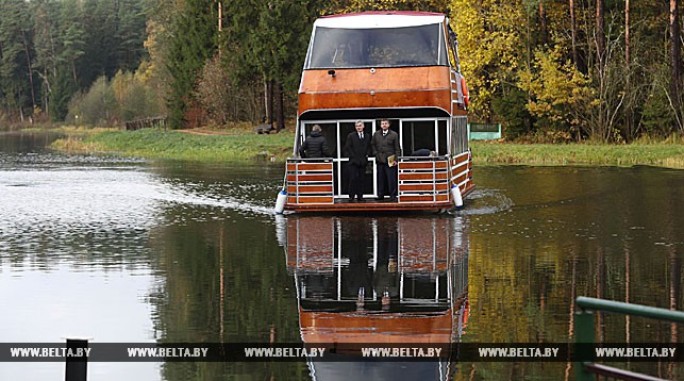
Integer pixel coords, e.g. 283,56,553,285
149,211,307,380
462,168,684,380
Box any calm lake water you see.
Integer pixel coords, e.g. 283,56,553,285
1,132,683,380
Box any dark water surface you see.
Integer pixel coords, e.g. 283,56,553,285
1,132,683,380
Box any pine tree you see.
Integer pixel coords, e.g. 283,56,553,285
166,0,217,128
0,0,36,120
32,0,60,119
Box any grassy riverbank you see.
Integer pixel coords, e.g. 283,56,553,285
473,139,684,169
48,127,684,168
50,127,295,162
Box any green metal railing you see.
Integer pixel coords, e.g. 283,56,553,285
575,296,684,381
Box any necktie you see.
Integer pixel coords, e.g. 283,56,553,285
359,132,363,139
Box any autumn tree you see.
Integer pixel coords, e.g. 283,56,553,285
451,0,528,126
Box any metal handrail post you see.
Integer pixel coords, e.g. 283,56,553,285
574,309,595,381
574,296,684,381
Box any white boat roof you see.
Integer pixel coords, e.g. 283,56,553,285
316,12,446,29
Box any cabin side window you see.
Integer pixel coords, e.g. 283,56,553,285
446,28,457,69
447,26,461,72
451,116,468,153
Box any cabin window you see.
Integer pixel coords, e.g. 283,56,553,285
402,120,434,156
306,24,447,69
301,122,338,157
400,119,449,156
437,120,448,155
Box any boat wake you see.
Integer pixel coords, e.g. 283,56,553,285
452,188,513,216
150,187,275,216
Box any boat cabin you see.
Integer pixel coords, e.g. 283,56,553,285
280,12,474,213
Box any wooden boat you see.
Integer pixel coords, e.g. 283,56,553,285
276,12,474,214
281,216,468,378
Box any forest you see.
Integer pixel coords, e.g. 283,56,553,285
1,0,684,142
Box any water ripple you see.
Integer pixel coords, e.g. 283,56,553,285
453,188,514,216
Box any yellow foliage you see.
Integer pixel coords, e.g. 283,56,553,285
450,0,526,121
518,46,593,128
340,0,449,12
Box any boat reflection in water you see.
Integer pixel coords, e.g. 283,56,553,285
281,215,469,380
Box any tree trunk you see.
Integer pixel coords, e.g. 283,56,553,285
569,0,578,68
538,1,547,46
263,78,274,125
670,0,681,132
277,82,285,131
217,1,223,32
22,30,37,112
217,1,223,57
268,80,274,125
624,0,633,139
596,0,605,69
625,0,630,65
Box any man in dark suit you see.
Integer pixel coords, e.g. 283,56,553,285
371,119,400,201
344,120,371,201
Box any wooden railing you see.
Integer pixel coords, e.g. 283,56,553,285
450,151,472,191
285,159,334,205
124,116,167,130
397,158,450,203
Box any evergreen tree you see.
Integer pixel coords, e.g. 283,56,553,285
223,0,324,127
50,66,77,121
0,0,35,119
32,0,60,119
166,0,217,128
116,0,147,72
81,0,117,87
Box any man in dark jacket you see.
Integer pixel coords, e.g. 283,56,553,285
299,125,330,158
371,119,400,201
343,120,371,201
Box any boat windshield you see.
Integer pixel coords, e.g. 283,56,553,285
305,24,447,69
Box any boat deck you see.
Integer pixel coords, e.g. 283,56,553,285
286,184,474,213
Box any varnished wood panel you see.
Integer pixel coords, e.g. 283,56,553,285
286,174,333,182
400,194,449,202
298,67,452,114
300,67,451,92
399,161,448,169
286,185,334,194
299,90,451,114
451,173,468,185
399,182,449,192
399,172,448,181
287,163,333,171
285,200,452,212
287,196,334,204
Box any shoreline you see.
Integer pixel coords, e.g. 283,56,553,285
28,126,684,169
